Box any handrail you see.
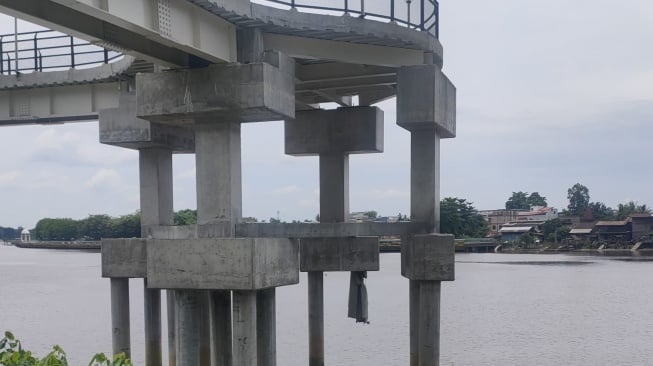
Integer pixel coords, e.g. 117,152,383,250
0,29,122,76
254,0,439,38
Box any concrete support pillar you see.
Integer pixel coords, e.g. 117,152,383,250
417,281,441,366
139,148,173,366
199,292,211,366
410,131,440,233
318,154,349,223
210,291,232,366
167,291,177,366
144,279,162,366
409,279,420,366
308,272,324,366
257,288,276,366
111,278,131,357
233,291,257,366
195,121,241,363
177,291,200,366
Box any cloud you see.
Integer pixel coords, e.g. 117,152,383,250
0,171,19,187
273,185,300,195
85,168,123,189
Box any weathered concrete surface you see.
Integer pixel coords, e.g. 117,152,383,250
111,278,131,357
210,291,232,366
102,239,147,278
256,288,276,366
308,272,324,366
319,154,349,224
401,234,455,281
145,222,431,239
232,290,257,366
410,131,441,232
139,148,174,228
300,237,379,272
147,238,299,290
397,65,456,138
99,98,194,152
176,291,200,366
144,281,163,366
136,61,294,125
417,281,441,366
285,107,384,156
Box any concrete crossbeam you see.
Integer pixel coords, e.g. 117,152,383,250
144,222,431,240
300,237,379,272
136,60,295,125
397,65,456,138
401,234,455,281
146,238,299,290
99,104,195,152
102,238,147,278
285,107,384,156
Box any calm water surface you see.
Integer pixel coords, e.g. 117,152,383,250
1,245,653,365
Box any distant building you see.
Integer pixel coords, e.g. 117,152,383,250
20,229,31,242
479,209,525,232
499,225,535,243
517,206,558,222
630,214,653,242
594,220,632,242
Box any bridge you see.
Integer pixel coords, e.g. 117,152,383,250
0,1,456,366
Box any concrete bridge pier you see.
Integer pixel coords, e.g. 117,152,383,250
134,55,297,366
397,64,457,366
285,107,384,365
99,96,195,365
110,277,131,357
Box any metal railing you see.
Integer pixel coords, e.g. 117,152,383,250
0,30,122,76
255,0,439,38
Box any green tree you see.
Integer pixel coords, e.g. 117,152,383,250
615,201,651,220
363,211,378,219
541,218,570,243
527,192,547,207
505,191,530,210
567,183,590,217
33,218,78,241
79,215,113,240
588,202,614,221
174,209,197,225
112,212,141,238
440,197,489,238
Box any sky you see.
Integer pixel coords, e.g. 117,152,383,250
0,1,652,229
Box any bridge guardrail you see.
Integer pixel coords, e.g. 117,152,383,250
254,0,439,38
0,30,122,76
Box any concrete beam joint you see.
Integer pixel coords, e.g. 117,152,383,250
285,106,384,156
401,234,455,281
136,61,295,125
300,236,380,272
397,65,456,138
102,239,147,278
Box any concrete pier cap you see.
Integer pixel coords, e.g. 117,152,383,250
285,106,384,156
300,237,380,272
102,238,147,278
146,238,299,290
401,234,455,281
396,64,456,138
136,54,295,125
99,95,195,153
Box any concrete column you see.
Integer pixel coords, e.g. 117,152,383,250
167,291,176,366
233,290,257,366
139,148,173,366
195,121,242,226
308,272,324,366
409,279,420,366
410,131,440,233
318,154,349,223
195,121,241,363
110,278,131,357
177,291,200,366
210,291,232,366
257,288,276,366
199,292,211,366
417,281,441,366
144,279,162,366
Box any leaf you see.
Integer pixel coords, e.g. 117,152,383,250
5,331,14,341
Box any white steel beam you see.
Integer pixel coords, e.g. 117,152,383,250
0,0,237,67
0,82,121,125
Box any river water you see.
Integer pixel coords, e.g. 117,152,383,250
1,245,652,366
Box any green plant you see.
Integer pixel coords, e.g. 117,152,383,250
0,332,131,366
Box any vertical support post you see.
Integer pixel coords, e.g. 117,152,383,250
233,291,257,366
210,291,232,366
199,292,211,366
195,121,241,363
111,278,131,357
70,36,75,68
140,148,173,366
144,279,162,366
33,34,37,71
167,291,177,366
177,291,200,366
308,272,324,366
257,288,276,366
409,129,442,366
